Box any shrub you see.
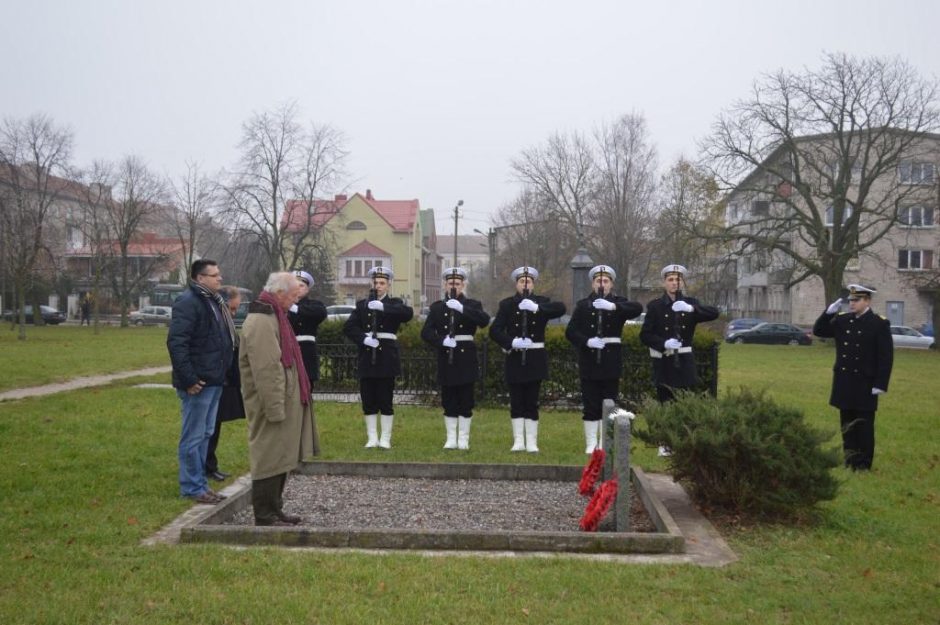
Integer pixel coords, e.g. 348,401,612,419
634,387,841,520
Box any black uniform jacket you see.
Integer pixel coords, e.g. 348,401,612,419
565,293,643,380
489,293,566,385
343,295,414,379
640,293,719,389
420,295,491,386
288,297,327,383
813,308,893,411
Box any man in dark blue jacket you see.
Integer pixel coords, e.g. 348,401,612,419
167,259,235,503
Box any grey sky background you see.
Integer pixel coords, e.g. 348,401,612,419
3,0,939,236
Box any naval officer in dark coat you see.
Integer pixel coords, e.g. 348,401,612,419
640,263,719,402
489,266,566,452
288,270,328,387
420,267,491,450
565,264,643,453
343,266,414,449
812,284,893,470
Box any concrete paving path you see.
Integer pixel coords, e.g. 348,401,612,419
0,366,172,402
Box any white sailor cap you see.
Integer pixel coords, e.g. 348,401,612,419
368,266,394,281
846,284,876,300
661,264,687,278
590,265,616,281
441,267,468,281
294,270,314,286
511,266,539,282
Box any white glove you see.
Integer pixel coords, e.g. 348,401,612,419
511,337,529,349
592,298,616,311
587,337,606,350
826,298,842,315
672,300,694,313
664,338,683,350
518,298,539,313
445,299,463,313
363,336,380,348
871,387,885,396
367,300,384,311
442,336,457,348
289,304,299,313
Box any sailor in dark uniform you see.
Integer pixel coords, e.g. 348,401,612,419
342,266,414,449
640,264,719,403
489,266,566,452
288,270,328,389
420,267,491,450
812,284,893,471
565,264,643,453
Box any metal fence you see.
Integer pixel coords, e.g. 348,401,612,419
313,342,720,409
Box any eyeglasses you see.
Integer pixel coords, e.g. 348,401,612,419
200,272,221,278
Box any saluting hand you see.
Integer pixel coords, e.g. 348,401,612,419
826,298,843,315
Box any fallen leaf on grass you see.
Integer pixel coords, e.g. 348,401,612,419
127,517,139,525
862,568,873,578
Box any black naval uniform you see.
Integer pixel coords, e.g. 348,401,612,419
288,297,328,385
420,294,490,417
565,292,643,421
489,293,566,420
343,295,414,415
813,308,893,470
640,293,719,402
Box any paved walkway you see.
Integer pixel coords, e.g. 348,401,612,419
0,366,172,402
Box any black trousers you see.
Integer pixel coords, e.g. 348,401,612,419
360,377,395,415
580,378,619,421
442,383,475,418
840,409,876,470
509,381,541,421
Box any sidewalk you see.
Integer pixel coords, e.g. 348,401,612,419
0,366,172,402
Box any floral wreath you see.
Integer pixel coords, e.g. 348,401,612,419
579,477,618,532
578,448,606,496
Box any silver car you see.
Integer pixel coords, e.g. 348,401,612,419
326,305,355,322
129,305,173,326
889,325,935,349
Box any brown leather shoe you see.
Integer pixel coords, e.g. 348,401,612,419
206,489,227,500
186,492,220,505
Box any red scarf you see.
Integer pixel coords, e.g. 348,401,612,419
258,291,310,405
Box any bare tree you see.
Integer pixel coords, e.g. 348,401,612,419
170,161,219,275
0,114,73,340
220,102,348,274
510,130,596,247
702,53,940,302
589,114,659,297
98,156,170,326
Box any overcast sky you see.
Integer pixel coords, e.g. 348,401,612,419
3,0,939,235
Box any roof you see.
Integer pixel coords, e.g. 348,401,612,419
65,232,184,257
283,192,420,233
338,239,391,258
0,163,93,203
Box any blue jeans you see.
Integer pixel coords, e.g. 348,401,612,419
177,386,222,497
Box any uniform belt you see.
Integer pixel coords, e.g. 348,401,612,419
375,332,397,340
452,334,474,341
649,346,692,358
599,337,621,344
515,342,545,349
296,335,316,343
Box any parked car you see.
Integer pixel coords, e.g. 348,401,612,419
890,325,935,349
232,301,250,328
919,322,934,337
129,305,173,326
726,322,813,345
1,305,67,325
724,317,765,338
326,305,355,322
625,312,646,326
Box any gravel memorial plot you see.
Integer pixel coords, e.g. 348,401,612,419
225,475,655,532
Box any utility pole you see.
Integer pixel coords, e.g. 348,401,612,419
452,200,463,267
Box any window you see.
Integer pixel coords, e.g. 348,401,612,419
345,260,352,277
346,220,367,230
825,204,854,226
354,260,363,276
750,201,770,216
898,249,934,270
898,161,936,185
364,260,373,274
829,161,862,183
898,205,935,227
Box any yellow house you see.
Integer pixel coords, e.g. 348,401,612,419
286,190,425,306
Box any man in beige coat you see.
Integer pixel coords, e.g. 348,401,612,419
239,272,319,526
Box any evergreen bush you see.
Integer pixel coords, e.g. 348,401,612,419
634,387,841,520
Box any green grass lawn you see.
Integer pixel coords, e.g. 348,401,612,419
0,343,937,624
0,325,170,392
